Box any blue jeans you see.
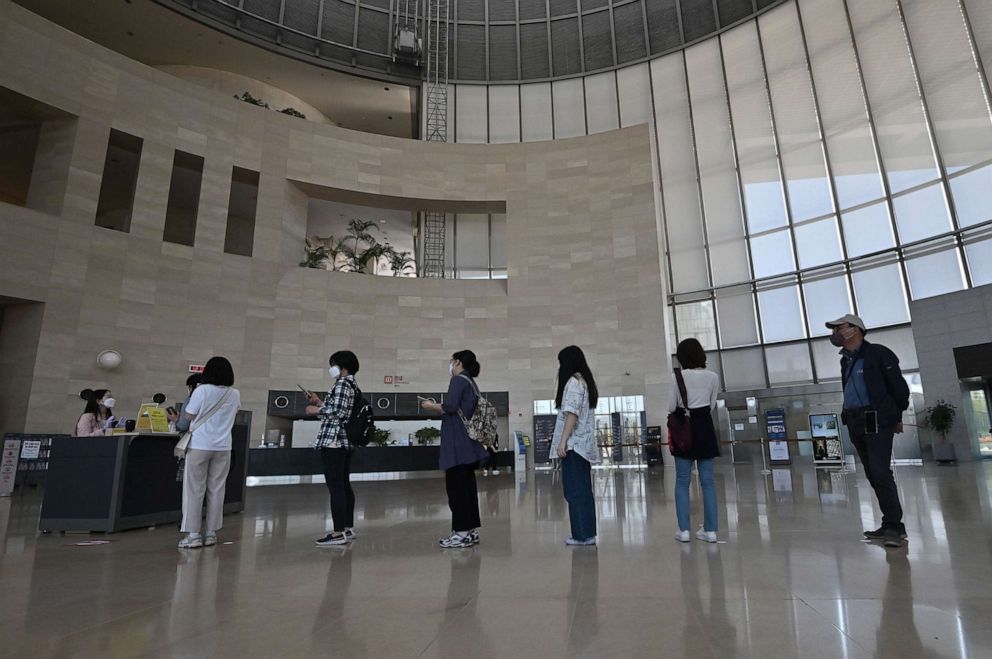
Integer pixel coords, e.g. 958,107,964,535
675,457,718,533
562,451,596,541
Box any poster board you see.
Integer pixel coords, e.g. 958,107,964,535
809,413,845,465
1,438,21,496
532,415,557,464
765,409,790,464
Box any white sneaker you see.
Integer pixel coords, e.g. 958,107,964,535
695,527,717,543
178,534,203,549
344,529,356,541
674,530,691,543
565,536,597,546
203,533,217,547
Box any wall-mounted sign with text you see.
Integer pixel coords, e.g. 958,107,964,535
383,375,405,385
188,364,205,373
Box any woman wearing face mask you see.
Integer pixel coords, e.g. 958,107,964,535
549,346,600,546
167,373,201,433
75,389,116,436
421,350,489,548
306,351,361,546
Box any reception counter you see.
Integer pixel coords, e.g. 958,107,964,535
39,432,250,533
248,446,514,477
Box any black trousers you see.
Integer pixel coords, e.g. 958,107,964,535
445,463,481,532
850,426,904,532
321,447,355,532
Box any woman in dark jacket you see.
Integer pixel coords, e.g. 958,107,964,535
421,349,489,548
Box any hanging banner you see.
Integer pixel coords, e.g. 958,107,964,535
766,409,790,464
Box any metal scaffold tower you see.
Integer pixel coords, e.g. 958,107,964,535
421,0,449,278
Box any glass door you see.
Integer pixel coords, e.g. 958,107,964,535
962,378,992,459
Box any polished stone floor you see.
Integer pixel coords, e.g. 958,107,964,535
3,461,992,658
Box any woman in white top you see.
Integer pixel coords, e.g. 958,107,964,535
178,356,241,549
549,346,600,546
667,338,721,544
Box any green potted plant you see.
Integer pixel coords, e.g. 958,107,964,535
371,428,392,447
922,399,957,463
388,249,415,277
299,237,330,269
414,427,441,446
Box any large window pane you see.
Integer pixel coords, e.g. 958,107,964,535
892,183,952,244
686,40,750,286
715,288,759,347
723,22,788,234
722,347,767,390
552,79,586,139
766,343,813,386
490,214,506,271
455,85,487,144
617,63,652,128
950,164,992,228
520,83,553,142
869,327,919,371
840,202,895,257
652,53,709,293
902,0,992,174
760,3,834,222
795,217,843,269
904,244,965,300
963,1,992,90
803,273,852,337
488,85,520,144
584,72,619,135
675,301,717,350
847,0,940,192
811,338,842,382
750,229,795,279
799,0,885,209
964,234,992,286
851,261,909,327
455,214,490,275
758,284,806,342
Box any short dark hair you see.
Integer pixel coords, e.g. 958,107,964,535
186,373,202,389
201,356,235,386
676,338,707,370
330,350,359,374
452,350,481,378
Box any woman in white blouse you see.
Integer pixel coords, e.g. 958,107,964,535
668,338,721,544
549,345,600,546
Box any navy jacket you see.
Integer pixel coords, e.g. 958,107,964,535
839,340,910,429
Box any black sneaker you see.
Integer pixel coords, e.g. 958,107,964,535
882,528,906,548
864,527,908,540
315,533,349,547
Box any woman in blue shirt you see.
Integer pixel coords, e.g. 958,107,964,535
421,349,489,548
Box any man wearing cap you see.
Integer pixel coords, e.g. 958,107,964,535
826,314,910,548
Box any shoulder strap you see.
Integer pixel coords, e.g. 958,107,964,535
457,373,482,398
673,368,689,411
190,388,232,433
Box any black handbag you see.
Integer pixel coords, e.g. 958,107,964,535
667,369,693,456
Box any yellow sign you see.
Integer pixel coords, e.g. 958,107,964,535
147,407,171,433
135,404,158,432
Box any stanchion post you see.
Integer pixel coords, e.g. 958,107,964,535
759,436,771,475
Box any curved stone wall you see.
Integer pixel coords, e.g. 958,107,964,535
0,0,667,443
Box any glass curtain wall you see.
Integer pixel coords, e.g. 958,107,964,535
444,0,992,390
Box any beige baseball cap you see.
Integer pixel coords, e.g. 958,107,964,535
825,313,866,332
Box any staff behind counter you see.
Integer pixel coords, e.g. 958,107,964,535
75,388,125,436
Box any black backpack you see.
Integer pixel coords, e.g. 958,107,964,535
342,380,375,447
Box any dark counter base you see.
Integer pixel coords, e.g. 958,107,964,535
248,447,514,477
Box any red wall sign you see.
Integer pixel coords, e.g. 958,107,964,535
188,364,205,373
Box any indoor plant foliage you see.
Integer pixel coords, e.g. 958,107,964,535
299,237,330,269
300,219,413,276
371,428,392,447
922,400,957,441
234,91,307,119
414,427,441,445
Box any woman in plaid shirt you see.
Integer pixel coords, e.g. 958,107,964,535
306,350,360,546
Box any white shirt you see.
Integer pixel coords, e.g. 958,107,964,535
667,368,719,413
184,384,241,451
550,375,600,465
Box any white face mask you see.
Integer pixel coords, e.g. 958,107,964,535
448,362,454,376
329,366,341,379
102,397,116,409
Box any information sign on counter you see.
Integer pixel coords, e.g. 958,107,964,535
20,440,41,460
765,409,790,464
1,438,21,496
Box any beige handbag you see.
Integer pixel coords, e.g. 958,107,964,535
174,388,232,458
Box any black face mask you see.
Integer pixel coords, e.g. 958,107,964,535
829,331,846,347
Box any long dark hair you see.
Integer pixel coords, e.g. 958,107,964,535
452,350,481,378
555,346,598,409
80,388,109,421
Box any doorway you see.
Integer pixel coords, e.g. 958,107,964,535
961,378,992,459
